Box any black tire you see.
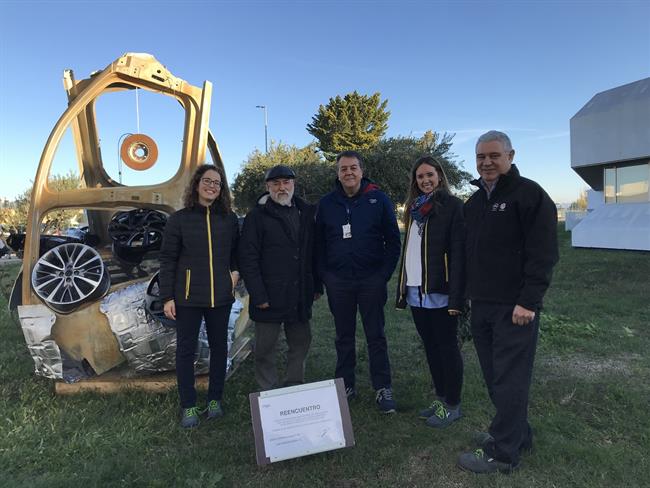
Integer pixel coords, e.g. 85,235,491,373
108,209,167,265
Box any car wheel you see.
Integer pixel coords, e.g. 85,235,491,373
31,243,110,314
108,209,167,265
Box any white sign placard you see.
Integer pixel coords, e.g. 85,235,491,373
250,378,354,464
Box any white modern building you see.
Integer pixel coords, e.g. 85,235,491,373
570,77,650,251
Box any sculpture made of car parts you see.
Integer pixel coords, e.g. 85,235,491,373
13,53,251,383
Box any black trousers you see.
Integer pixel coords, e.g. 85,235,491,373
410,306,463,406
471,300,538,465
324,271,392,390
175,304,231,408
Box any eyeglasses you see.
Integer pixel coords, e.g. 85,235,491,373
200,177,222,188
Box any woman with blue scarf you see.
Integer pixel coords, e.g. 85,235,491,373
396,155,466,428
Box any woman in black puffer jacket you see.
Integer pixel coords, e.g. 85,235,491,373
396,155,466,429
159,164,239,428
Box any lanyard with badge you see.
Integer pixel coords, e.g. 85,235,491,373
342,205,352,239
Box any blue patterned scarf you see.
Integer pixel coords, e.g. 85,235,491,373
410,192,435,235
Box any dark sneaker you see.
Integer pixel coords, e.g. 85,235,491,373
425,403,462,428
205,400,224,420
375,387,396,414
418,399,445,419
180,406,200,428
457,448,518,474
345,386,357,401
473,432,532,454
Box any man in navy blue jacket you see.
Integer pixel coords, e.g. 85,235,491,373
315,150,401,413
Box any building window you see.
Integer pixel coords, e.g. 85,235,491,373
604,163,650,204
604,167,616,203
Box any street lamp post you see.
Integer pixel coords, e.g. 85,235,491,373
255,105,268,153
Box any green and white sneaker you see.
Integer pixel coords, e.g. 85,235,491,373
205,400,224,420
418,399,445,419
180,406,200,428
425,403,462,428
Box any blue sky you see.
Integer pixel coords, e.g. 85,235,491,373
1,0,648,203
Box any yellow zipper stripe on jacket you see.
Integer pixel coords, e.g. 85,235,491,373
423,218,429,292
444,253,449,283
185,269,191,300
398,216,412,301
206,206,215,307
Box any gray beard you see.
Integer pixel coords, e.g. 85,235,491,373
271,190,293,206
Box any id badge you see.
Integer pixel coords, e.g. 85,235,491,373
342,223,352,239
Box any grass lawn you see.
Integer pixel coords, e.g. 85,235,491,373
1,227,649,487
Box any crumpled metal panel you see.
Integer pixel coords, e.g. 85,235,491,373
100,282,240,375
17,304,63,379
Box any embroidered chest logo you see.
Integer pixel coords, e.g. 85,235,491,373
369,198,377,204
491,202,507,212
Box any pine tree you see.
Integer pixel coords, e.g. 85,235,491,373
306,91,390,157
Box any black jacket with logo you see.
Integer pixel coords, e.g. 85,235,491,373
464,164,558,310
239,194,322,323
395,191,466,311
159,204,239,308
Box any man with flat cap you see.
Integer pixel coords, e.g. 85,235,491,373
239,165,322,390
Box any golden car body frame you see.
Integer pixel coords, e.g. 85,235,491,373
17,53,249,378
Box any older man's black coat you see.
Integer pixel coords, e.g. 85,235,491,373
464,164,559,310
239,194,322,323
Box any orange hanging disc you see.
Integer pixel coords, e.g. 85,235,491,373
120,134,159,171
